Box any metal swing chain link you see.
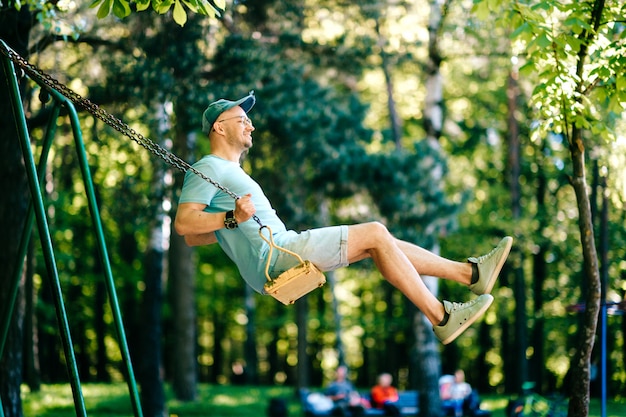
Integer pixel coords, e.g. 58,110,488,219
1,43,263,227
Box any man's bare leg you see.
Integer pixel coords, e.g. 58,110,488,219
394,239,473,286
347,222,447,325
346,222,511,344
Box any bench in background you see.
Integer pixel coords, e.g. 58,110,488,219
300,389,419,416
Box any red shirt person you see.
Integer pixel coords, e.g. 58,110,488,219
370,373,399,409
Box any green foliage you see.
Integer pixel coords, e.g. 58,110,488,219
88,0,225,25
461,0,626,395
5,0,83,37
474,0,626,145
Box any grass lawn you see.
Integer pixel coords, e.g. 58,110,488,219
20,383,626,416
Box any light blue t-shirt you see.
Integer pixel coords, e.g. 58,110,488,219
178,155,287,293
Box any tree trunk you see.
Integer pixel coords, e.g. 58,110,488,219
138,112,168,409
94,280,109,381
531,158,547,391
415,2,449,415
327,271,346,366
24,239,41,391
267,321,280,385
565,1,604,414
69,278,90,380
296,298,310,391
375,18,402,149
212,310,225,384
139,224,167,417
92,179,109,382
506,67,529,391
168,218,198,400
134,79,172,416
168,125,198,401
566,127,601,417
413,301,442,417
0,281,24,417
244,285,259,384
382,285,399,384
0,5,31,416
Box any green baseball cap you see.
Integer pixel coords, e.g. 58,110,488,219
202,91,256,134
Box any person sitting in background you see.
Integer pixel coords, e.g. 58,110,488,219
370,373,400,416
325,365,365,416
440,370,472,416
440,369,489,417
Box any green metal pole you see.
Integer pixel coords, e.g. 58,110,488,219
62,96,144,417
1,45,88,417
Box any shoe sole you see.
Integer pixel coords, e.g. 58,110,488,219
476,236,513,295
440,295,494,345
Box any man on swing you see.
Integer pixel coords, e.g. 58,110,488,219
174,92,513,345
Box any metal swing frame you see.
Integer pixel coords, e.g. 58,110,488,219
0,39,142,417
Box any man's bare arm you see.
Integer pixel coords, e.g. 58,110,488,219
184,232,218,246
174,195,256,247
175,202,226,236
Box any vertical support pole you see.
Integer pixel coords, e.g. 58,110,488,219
62,95,143,417
1,48,88,417
599,172,609,417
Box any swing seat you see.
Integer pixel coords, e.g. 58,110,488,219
260,226,326,305
264,260,326,305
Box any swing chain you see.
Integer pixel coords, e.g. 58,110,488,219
1,42,263,228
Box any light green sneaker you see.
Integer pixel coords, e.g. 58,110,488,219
468,236,513,295
433,294,494,345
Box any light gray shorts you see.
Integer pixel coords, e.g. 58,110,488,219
269,225,349,277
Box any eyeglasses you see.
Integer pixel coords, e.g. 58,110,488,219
218,115,253,127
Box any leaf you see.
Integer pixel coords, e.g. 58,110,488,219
514,2,548,24
182,0,198,13
486,0,500,12
608,95,626,113
564,17,592,34
194,0,219,17
112,0,131,19
535,33,552,49
518,60,537,77
173,0,188,26
510,21,531,40
135,0,151,12
155,0,174,14
565,35,582,52
96,0,113,19
471,1,492,21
